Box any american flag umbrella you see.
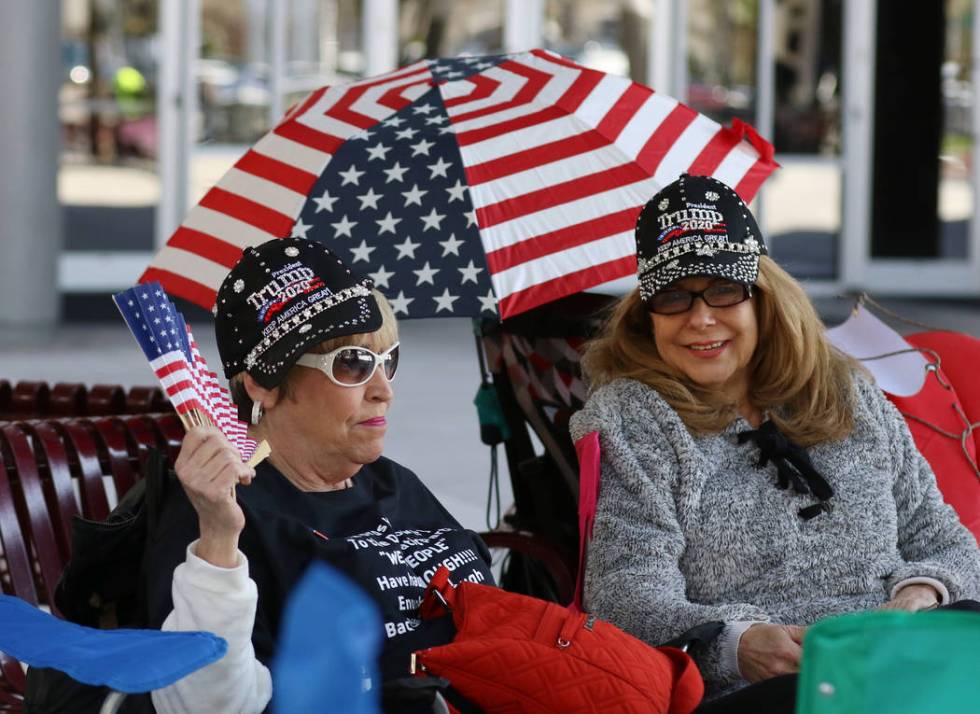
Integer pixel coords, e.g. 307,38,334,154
142,49,777,320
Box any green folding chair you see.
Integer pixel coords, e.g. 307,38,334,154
797,609,980,714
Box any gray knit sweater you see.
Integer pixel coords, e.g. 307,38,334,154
569,374,980,696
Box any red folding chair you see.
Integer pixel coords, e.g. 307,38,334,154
887,330,980,541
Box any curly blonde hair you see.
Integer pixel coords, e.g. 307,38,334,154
581,256,858,446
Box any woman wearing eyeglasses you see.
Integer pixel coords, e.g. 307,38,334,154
570,174,980,710
146,238,493,714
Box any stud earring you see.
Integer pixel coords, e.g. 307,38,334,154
250,401,264,425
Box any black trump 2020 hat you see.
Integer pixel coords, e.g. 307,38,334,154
214,237,381,388
634,173,767,301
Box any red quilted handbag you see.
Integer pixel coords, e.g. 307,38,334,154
412,566,704,714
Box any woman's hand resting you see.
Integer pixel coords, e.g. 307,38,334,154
737,623,806,683
879,583,941,612
174,426,255,568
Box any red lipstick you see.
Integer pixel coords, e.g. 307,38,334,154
359,416,387,427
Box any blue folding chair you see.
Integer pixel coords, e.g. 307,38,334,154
0,594,226,714
273,561,383,714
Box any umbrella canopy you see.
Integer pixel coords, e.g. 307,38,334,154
142,49,777,320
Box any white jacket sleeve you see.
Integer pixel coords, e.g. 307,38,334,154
151,540,273,714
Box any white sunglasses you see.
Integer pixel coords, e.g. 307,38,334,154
295,342,400,387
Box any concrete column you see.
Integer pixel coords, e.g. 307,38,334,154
320,0,339,76
504,0,544,53
270,0,286,125
648,0,674,93
648,0,686,97
363,0,399,77
156,0,199,247
245,0,266,67
754,0,776,223
291,0,319,65
0,0,62,326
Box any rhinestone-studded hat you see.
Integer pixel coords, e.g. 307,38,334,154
214,238,381,388
634,174,767,301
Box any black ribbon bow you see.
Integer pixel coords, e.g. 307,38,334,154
737,420,834,520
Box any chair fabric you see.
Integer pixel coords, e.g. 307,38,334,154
273,562,382,714
904,331,980,456
570,431,600,615
482,330,591,492
0,594,226,694
476,298,610,606
797,609,980,714
886,331,980,541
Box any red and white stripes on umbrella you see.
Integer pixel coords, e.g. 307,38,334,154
449,50,774,317
142,61,435,309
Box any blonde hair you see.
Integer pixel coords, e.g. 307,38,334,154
581,257,858,446
230,289,399,402
304,289,399,356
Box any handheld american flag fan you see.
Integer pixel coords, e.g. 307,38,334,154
113,282,270,467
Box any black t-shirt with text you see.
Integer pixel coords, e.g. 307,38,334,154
146,456,494,683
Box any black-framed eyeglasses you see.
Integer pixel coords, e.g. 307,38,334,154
648,282,753,315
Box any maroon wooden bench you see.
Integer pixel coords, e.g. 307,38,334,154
0,430,33,706
126,386,170,415
0,426,67,612
48,383,87,418
86,385,127,417
8,383,48,420
0,380,12,418
17,422,81,566
0,381,172,421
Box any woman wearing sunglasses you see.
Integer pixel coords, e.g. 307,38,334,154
146,238,493,714
570,174,980,711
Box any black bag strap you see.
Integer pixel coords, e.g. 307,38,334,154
53,449,174,628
